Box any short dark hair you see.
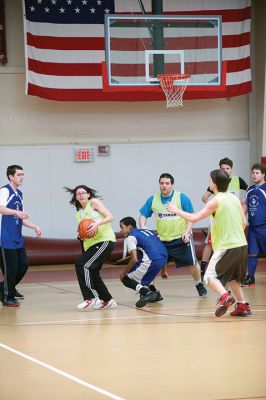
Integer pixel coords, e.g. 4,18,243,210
210,169,230,192
6,165,23,179
120,216,137,228
251,163,266,175
219,157,233,168
159,173,174,184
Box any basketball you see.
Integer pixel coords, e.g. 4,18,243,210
78,219,97,239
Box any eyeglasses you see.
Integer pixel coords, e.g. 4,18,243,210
76,191,88,196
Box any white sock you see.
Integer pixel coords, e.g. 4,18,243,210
136,284,142,293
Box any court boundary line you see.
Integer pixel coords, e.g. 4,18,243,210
3,308,266,326
15,270,266,289
0,342,125,400
216,396,266,400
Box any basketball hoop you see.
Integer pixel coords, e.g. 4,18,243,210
157,74,191,108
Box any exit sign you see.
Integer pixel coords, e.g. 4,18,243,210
74,148,94,162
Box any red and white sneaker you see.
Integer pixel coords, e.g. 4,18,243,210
76,298,96,311
230,302,252,317
94,298,117,310
215,292,235,317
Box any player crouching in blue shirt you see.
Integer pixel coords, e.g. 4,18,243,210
119,217,168,308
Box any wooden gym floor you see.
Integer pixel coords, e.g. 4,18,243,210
0,261,266,400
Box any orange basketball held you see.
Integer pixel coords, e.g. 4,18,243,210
78,219,97,240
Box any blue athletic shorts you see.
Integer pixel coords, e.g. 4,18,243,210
128,257,167,286
248,225,266,256
163,235,197,268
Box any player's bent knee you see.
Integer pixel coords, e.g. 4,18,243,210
204,276,215,286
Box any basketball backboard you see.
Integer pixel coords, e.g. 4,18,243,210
104,15,223,89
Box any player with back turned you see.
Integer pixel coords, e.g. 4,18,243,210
200,157,248,279
166,170,251,317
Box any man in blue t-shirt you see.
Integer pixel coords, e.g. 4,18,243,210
119,216,168,308
242,163,266,287
139,173,207,297
0,165,42,307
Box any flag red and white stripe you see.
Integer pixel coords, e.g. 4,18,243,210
23,0,252,101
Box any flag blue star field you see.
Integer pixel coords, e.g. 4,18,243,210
23,0,252,101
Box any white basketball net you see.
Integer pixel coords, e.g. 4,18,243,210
158,74,191,108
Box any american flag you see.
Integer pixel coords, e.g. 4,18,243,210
23,0,252,101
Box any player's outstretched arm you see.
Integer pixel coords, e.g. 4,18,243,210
166,199,218,223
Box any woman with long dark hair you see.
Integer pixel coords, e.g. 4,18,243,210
65,185,116,310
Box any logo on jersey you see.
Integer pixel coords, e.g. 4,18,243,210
157,212,180,220
14,201,22,224
249,195,259,216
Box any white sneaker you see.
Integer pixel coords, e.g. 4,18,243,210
76,298,96,311
94,298,117,310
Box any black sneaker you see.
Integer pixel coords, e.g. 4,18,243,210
196,282,207,297
148,284,157,292
241,275,255,287
149,290,164,302
15,290,24,299
136,291,158,308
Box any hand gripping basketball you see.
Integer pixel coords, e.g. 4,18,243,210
78,219,98,239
